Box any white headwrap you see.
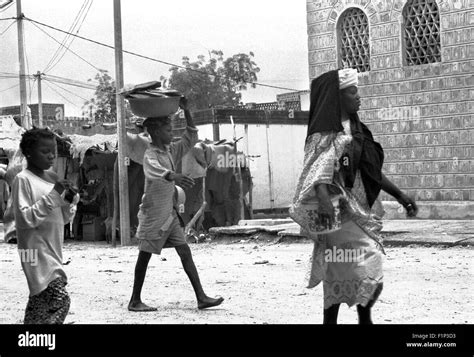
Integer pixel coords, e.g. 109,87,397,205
338,68,358,90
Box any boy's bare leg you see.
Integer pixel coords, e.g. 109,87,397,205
128,251,157,312
175,244,224,309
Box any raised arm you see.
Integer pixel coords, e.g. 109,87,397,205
170,97,199,163
181,97,196,129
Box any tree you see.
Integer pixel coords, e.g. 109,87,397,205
83,70,132,123
164,50,260,110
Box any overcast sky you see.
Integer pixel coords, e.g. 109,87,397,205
0,0,309,117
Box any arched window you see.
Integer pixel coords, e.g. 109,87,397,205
338,8,371,72
403,0,441,65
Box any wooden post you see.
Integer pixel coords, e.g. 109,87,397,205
16,0,29,129
34,71,43,128
104,167,112,218
264,111,274,209
112,157,119,247
113,0,131,246
244,124,253,219
211,109,220,141
111,12,118,248
248,180,254,219
230,116,245,221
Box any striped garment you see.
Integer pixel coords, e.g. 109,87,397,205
136,126,198,241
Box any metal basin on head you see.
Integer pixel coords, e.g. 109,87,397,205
128,96,181,118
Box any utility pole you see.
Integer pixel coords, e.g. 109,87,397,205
34,71,43,127
230,116,245,221
16,0,29,129
113,0,131,246
264,111,275,209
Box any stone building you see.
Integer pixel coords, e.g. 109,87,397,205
306,0,473,218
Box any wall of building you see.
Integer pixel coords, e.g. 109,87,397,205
306,0,473,206
215,123,306,210
37,117,120,136
0,103,64,120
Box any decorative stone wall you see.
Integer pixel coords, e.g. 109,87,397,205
307,0,473,203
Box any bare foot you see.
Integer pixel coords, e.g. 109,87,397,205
198,296,224,310
128,301,157,312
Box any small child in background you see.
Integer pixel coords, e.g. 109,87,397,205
7,128,79,324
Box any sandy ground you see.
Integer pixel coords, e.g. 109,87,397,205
1,234,473,325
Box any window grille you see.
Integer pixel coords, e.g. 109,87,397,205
403,0,441,65
338,8,371,72
255,102,279,110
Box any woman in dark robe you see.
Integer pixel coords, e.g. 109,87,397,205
290,69,418,324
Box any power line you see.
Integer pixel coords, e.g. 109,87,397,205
44,78,89,102
0,18,14,36
0,83,19,93
29,77,37,104
44,80,81,108
76,0,94,31
22,22,34,106
45,0,94,73
43,0,89,72
0,71,98,89
258,78,307,83
28,19,102,73
0,0,13,13
25,16,300,92
48,0,93,72
44,74,97,90
0,72,34,80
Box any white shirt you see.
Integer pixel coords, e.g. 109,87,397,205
8,169,76,296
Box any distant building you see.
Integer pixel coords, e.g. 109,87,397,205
277,91,311,111
243,90,310,112
0,104,129,136
0,103,65,126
